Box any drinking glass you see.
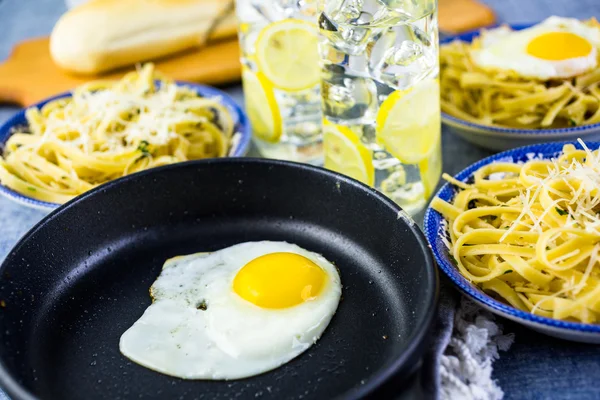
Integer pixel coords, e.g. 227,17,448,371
318,0,441,214
236,0,324,164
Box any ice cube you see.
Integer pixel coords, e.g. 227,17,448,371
369,1,410,26
319,40,347,65
367,17,437,90
319,13,352,55
342,0,364,20
371,46,435,89
381,167,407,191
376,0,435,21
320,10,377,56
341,26,368,46
327,83,357,110
339,11,380,55
322,73,378,122
384,40,423,66
367,28,397,72
328,0,364,24
319,12,338,32
354,11,374,25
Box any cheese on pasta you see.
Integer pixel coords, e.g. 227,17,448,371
432,141,600,323
0,64,234,204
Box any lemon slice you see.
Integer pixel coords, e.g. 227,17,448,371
323,121,374,186
418,137,442,199
242,68,283,143
376,78,441,164
255,19,320,91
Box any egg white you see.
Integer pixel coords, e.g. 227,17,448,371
119,241,342,380
471,17,600,79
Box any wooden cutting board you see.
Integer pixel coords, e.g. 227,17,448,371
439,0,496,34
0,37,241,106
0,0,494,107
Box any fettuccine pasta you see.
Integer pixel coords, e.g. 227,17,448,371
440,19,600,129
0,64,235,204
432,142,600,323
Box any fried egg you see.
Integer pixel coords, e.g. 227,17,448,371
119,241,342,379
471,17,600,79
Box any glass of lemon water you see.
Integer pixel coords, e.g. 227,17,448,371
236,0,324,164
318,0,441,214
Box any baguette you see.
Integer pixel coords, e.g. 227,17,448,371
50,0,237,75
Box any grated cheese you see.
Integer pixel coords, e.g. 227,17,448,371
500,139,600,241
36,79,214,154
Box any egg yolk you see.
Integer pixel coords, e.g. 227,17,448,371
526,31,592,60
233,252,326,309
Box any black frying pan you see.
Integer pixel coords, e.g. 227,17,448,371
0,159,437,400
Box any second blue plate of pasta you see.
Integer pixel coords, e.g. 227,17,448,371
441,19,600,151
424,140,600,343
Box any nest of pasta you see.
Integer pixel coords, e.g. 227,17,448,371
440,18,600,129
0,64,235,204
432,142,600,323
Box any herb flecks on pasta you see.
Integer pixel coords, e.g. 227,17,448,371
0,64,234,204
432,142,600,323
440,19,600,129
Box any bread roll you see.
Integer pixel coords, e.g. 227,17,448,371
50,0,237,75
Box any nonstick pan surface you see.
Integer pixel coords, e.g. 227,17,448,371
0,159,437,400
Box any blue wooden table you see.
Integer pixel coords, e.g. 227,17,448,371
0,0,599,399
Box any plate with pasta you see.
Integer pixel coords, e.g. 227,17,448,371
424,140,600,343
441,18,600,151
0,64,251,209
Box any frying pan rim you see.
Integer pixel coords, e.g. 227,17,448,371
0,158,438,400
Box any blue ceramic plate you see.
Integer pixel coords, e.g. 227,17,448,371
0,82,251,210
424,141,600,343
441,24,600,151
